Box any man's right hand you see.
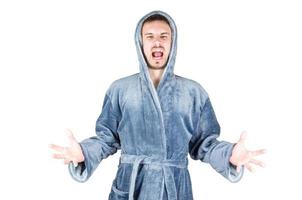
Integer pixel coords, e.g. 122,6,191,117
49,129,85,165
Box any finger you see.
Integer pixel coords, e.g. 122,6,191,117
66,129,77,144
64,158,71,165
238,131,247,144
249,158,266,168
49,144,65,153
52,153,65,159
251,149,267,157
245,163,254,172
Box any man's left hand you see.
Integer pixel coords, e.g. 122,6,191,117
229,131,266,172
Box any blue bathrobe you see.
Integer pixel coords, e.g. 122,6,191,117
68,10,244,200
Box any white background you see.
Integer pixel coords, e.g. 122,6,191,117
0,0,301,199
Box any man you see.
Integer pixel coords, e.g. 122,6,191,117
50,10,265,200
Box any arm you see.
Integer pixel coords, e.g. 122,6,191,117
68,92,121,182
189,97,244,183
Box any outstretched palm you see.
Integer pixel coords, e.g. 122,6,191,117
230,131,266,172
49,129,85,165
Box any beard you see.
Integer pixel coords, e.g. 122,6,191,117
146,58,169,70
147,64,166,70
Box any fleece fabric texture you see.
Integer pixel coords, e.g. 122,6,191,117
68,10,244,200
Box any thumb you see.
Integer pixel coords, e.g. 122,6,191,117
65,128,77,144
238,131,247,144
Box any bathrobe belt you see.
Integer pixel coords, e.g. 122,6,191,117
120,154,188,200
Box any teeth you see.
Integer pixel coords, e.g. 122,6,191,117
152,49,163,53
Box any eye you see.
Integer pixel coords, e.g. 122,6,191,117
146,35,154,40
160,35,168,40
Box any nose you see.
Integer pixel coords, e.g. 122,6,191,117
154,39,161,47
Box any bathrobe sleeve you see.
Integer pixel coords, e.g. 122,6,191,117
68,91,121,183
189,97,244,183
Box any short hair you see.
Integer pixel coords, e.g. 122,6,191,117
142,14,170,26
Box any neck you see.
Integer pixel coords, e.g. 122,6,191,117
148,68,165,88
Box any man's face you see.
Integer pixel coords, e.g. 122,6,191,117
142,20,172,70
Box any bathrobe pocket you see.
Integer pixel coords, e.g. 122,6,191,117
109,177,129,200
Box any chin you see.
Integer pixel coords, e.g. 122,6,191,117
146,58,168,69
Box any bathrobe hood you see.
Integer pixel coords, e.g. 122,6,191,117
135,10,177,93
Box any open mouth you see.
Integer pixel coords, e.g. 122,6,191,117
152,51,164,60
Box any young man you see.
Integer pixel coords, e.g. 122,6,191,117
50,10,265,200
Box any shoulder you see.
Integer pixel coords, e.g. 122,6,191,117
106,73,139,96
101,73,139,114
175,74,209,100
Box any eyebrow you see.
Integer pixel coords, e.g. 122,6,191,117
160,32,170,35
144,32,170,36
